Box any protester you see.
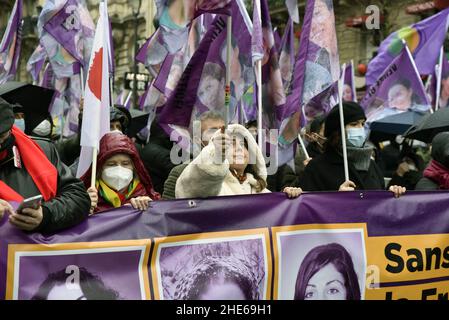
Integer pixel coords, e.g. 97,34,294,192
415,132,449,190
137,121,176,195
175,123,302,198
162,111,225,199
81,132,160,213
282,115,326,190
0,98,91,233
298,102,406,196
294,243,361,300
58,105,132,175
387,151,423,191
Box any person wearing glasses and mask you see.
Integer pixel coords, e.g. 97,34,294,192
298,102,406,197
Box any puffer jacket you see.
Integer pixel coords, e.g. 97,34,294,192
175,124,270,198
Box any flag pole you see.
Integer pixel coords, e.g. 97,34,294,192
91,148,97,189
225,15,232,127
435,46,444,111
297,130,310,159
255,0,263,149
350,59,357,102
338,63,349,182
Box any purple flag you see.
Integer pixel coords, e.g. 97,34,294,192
343,61,357,102
26,45,47,82
38,0,95,78
0,0,23,84
137,0,231,78
257,0,287,131
303,80,339,123
279,0,340,145
361,45,431,125
158,15,227,128
279,18,295,92
366,8,449,87
159,1,254,129
251,0,264,64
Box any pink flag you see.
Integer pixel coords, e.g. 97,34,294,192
77,2,110,178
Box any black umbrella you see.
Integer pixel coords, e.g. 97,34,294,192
370,111,426,135
404,107,449,143
127,108,150,138
0,82,56,135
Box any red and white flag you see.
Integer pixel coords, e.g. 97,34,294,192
77,2,110,178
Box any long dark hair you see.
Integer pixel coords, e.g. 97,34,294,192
31,267,120,300
294,243,361,300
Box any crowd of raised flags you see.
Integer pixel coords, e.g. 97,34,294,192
0,0,449,171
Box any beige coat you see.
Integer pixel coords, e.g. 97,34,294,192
175,124,269,198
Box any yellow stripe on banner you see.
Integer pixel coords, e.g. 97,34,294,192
366,234,449,285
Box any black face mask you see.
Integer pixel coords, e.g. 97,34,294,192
0,133,15,152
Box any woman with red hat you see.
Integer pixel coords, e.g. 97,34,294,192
81,132,160,213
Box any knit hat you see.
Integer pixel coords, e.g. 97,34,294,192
324,101,366,138
0,97,14,135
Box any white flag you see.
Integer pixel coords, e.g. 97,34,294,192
77,2,110,178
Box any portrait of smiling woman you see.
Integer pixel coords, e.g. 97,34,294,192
294,243,361,300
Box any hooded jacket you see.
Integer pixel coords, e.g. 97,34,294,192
175,124,270,198
81,133,160,212
416,132,449,190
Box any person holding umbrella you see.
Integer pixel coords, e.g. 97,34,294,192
0,98,91,233
416,132,449,190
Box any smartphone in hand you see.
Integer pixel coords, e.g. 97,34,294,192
16,195,43,214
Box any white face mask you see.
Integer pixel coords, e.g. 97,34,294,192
32,120,52,136
101,166,134,191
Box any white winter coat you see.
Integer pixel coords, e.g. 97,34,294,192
175,124,270,198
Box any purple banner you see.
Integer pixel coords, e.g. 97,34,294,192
343,61,357,102
2,191,449,300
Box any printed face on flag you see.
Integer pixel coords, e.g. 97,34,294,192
343,84,353,102
362,47,431,124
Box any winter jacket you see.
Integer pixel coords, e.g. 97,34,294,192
175,124,270,198
81,133,160,212
0,137,91,234
162,163,189,200
298,147,385,192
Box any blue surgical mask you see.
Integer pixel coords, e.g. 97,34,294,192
347,127,366,148
14,119,25,132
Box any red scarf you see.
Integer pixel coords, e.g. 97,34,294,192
0,126,57,202
423,160,449,190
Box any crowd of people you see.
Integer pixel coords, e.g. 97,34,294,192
0,94,448,235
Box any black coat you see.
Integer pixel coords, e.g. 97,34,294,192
298,148,385,192
0,137,90,234
415,177,439,190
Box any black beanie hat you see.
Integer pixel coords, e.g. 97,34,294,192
0,97,14,135
324,101,366,138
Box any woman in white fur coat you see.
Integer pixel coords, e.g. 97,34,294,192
175,124,302,199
